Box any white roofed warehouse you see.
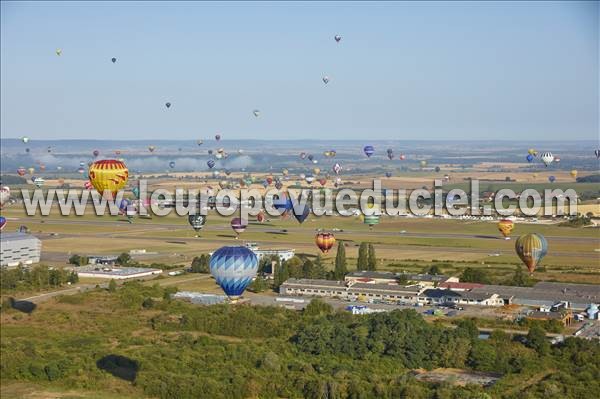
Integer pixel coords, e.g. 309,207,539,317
0,232,42,268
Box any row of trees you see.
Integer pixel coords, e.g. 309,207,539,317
0,265,78,294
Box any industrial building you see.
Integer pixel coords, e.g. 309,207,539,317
0,232,42,267
75,265,162,279
345,271,458,287
279,278,504,306
280,278,598,311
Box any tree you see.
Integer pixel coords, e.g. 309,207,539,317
248,277,268,293
142,297,155,309
116,252,131,266
304,298,333,317
273,259,288,290
68,254,87,266
190,255,209,273
510,265,528,287
302,259,315,279
460,267,491,284
526,324,550,355
313,255,326,279
108,279,117,292
67,271,79,284
286,256,304,279
367,244,377,271
357,243,368,270
334,243,347,280
423,264,442,275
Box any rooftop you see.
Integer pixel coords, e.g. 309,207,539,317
347,271,449,282
0,232,41,243
76,265,162,276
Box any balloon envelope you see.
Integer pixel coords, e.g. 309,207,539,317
498,219,514,238
88,160,129,196
188,214,206,232
315,232,336,253
209,246,258,298
515,233,547,273
363,145,375,157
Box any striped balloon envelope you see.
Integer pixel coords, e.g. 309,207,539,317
209,246,258,298
515,233,548,274
315,232,336,253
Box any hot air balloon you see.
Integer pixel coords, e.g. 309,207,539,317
17,167,26,176
253,110,260,117
197,139,203,146
47,146,52,153
131,186,140,199
215,134,221,141
21,136,30,144
526,154,534,163
363,214,380,229
595,149,600,159
334,35,342,42
515,233,547,274
266,176,273,185
419,160,427,168
385,172,392,178
554,157,560,163
397,154,405,161
434,166,441,173
548,175,556,183
119,198,131,214
497,219,514,240
28,167,35,175
332,163,342,175
209,246,258,299
115,150,121,156
111,57,117,63
527,149,537,156
363,145,374,158
313,167,321,175
307,154,314,162
305,175,315,184
39,164,46,172
0,216,6,231
0,186,10,208
25,148,30,153
148,145,156,152
84,181,93,190
293,204,310,224
540,152,554,167
88,159,129,197
282,169,289,176
318,178,327,186
33,177,45,188
165,102,171,109
168,161,175,169
230,217,248,238
257,210,266,223
322,76,330,84
386,148,394,160
207,160,215,169
55,48,62,56
570,170,578,179
93,150,100,157
315,232,335,253
300,152,307,159
188,214,206,234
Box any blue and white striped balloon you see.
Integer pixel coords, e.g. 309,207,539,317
209,246,258,298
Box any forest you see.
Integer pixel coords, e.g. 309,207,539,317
1,281,599,399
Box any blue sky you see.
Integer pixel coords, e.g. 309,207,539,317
1,1,598,141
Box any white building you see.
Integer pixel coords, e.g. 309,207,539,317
75,265,162,279
245,243,295,262
0,232,42,267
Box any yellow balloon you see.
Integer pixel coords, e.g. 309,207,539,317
88,159,129,197
498,219,514,238
570,170,577,179
313,168,321,175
